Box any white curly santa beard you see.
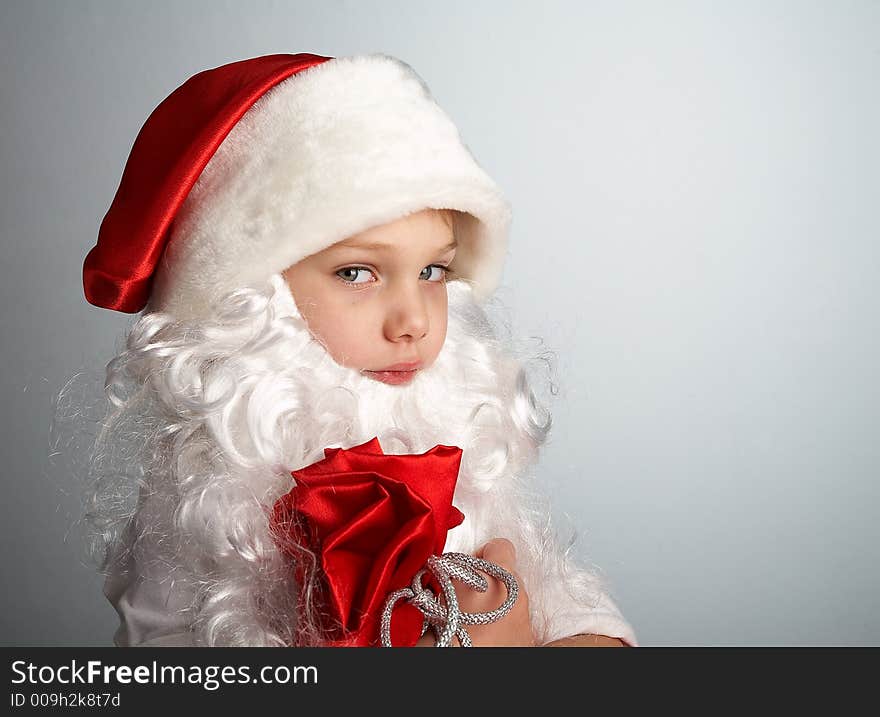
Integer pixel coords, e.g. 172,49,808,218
101,276,631,647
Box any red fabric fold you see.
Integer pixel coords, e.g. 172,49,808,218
270,437,465,647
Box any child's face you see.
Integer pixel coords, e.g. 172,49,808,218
282,209,457,385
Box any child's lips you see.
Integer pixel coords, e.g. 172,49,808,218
363,361,422,384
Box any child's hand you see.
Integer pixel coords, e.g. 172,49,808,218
415,537,535,647
461,538,535,646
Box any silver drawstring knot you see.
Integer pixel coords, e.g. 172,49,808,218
380,552,518,647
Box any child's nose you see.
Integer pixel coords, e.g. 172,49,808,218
383,285,429,343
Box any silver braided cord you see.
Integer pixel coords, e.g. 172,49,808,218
379,552,519,647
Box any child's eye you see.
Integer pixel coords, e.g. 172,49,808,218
420,265,448,282
336,267,375,284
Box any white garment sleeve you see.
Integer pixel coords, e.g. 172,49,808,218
102,489,198,647
533,556,639,647
447,506,638,647
518,517,638,646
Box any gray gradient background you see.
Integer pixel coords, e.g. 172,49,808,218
2,0,877,646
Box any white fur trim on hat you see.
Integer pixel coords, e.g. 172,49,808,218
148,54,511,320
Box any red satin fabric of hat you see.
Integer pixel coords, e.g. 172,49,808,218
271,438,465,647
83,52,332,313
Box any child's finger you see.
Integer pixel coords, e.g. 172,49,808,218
477,537,517,569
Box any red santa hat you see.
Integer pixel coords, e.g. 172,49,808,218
83,52,512,319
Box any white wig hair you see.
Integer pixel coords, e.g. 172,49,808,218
54,276,621,646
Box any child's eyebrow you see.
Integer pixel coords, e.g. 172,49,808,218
335,239,458,253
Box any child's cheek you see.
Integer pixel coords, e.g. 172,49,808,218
321,303,380,364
